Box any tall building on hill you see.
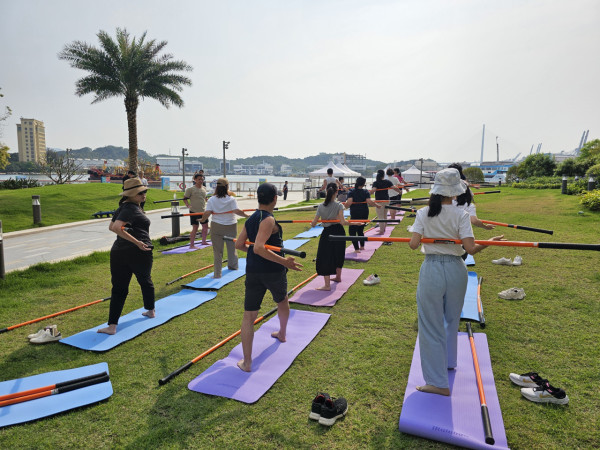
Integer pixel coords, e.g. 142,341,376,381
17,118,46,163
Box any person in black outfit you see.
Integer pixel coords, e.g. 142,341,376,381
344,176,382,252
98,177,155,335
282,181,289,200
371,169,399,234
234,183,302,372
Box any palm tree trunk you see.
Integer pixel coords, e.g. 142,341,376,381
125,96,139,172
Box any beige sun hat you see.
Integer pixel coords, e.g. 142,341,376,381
121,177,147,197
430,168,467,197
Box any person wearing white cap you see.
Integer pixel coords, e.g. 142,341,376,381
408,168,504,396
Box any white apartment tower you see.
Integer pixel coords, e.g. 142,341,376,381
17,118,46,163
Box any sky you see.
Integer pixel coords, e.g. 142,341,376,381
1,0,599,164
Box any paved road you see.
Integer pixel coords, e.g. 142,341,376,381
2,191,306,274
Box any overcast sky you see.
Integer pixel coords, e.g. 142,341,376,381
1,0,598,163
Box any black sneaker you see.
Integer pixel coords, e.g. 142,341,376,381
309,392,330,420
509,372,544,387
382,241,392,246
318,397,348,426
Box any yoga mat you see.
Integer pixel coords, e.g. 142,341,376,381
289,268,364,307
460,271,481,322
162,241,212,254
282,239,310,251
183,259,247,290
188,309,330,403
345,225,396,262
398,333,508,449
60,290,217,351
0,362,112,428
465,254,475,266
294,226,323,238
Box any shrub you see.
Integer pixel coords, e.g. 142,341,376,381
0,178,42,190
463,167,484,183
512,176,561,189
580,190,600,211
585,164,600,180
566,178,588,195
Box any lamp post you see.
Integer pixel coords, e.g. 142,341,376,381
223,141,230,177
32,195,41,224
419,158,424,188
0,220,5,279
181,148,188,192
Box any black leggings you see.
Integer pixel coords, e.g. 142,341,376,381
349,208,369,250
109,248,155,325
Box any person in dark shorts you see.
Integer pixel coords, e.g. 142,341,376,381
344,176,381,252
235,183,303,372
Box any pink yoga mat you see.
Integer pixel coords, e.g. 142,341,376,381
345,225,396,262
290,268,364,307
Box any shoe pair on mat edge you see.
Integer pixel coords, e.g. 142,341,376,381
310,392,348,426
509,372,569,405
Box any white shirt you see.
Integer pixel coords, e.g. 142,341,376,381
412,204,474,255
206,196,240,225
452,199,476,217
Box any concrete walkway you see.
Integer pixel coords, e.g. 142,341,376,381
2,191,307,274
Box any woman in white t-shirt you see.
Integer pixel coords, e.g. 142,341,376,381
409,168,503,396
202,178,249,278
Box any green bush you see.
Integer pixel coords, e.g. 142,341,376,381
512,176,561,189
580,190,600,211
566,178,588,195
585,163,600,180
0,178,42,190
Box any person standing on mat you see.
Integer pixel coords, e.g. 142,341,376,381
311,182,348,290
344,176,381,253
408,168,504,395
235,183,302,372
201,178,248,279
98,178,155,335
371,169,399,234
183,173,209,249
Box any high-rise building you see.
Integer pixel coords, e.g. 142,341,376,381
17,118,46,163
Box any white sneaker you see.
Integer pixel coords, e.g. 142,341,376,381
363,274,381,286
521,381,569,405
512,255,523,266
27,325,57,340
498,288,525,300
492,257,512,265
29,328,62,344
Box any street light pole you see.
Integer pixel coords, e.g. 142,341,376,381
181,148,188,192
419,158,423,187
222,141,230,177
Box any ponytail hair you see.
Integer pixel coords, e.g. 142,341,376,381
354,176,366,189
428,194,444,217
455,186,473,206
376,169,385,181
323,182,338,206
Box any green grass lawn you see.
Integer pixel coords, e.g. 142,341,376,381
0,187,599,448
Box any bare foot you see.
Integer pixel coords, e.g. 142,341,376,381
142,309,156,318
416,385,450,396
200,242,209,245
316,286,331,291
355,249,361,253
330,278,341,283
189,245,198,249
237,359,251,372
97,325,117,335
271,331,286,342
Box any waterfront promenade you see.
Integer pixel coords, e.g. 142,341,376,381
2,190,305,274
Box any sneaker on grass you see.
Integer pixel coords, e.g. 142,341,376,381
309,392,330,420
521,380,569,405
492,257,512,265
512,255,523,266
27,325,57,340
509,372,544,387
363,274,380,286
498,287,525,300
318,397,348,426
29,328,61,344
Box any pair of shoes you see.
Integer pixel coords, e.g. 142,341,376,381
492,256,523,265
29,325,61,344
382,242,392,246
27,325,56,340
498,287,525,300
363,274,380,286
309,393,348,426
521,380,569,405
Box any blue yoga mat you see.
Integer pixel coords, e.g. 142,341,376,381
294,226,323,238
282,239,310,250
0,362,112,428
183,259,246,290
188,309,330,403
465,254,475,266
60,290,217,351
399,333,508,449
460,271,482,322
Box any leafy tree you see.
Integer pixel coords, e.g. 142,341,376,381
42,149,85,184
579,139,600,159
0,87,12,138
517,153,556,179
0,143,9,170
463,167,484,183
59,28,192,172
506,164,519,182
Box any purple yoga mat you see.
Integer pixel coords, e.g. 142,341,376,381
398,333,509,449
289,268,364,307
188,309,330,403
162,241,212,254
345,225,396,262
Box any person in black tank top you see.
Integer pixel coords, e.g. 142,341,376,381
234,183,303,372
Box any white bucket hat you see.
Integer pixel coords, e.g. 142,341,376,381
430,168,467,197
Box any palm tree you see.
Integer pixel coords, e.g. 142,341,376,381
59,28,192,171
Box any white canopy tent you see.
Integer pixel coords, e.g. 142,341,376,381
308,161,361,198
